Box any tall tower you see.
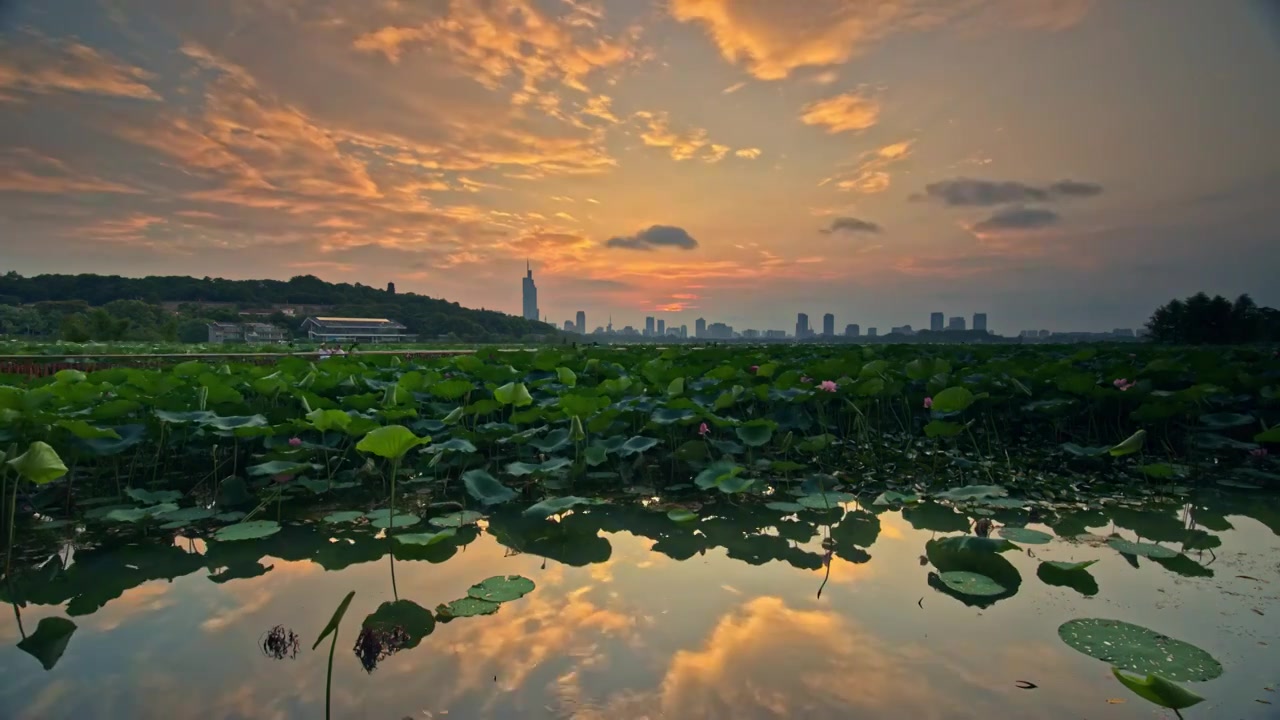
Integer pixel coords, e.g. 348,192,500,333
822,313,835,337
521,260,539,321
575,310,586,334
695,317,706,338
930,312,944,332
645,316,655,337
795,312,809,339
973,313,988,332
657,318,665,336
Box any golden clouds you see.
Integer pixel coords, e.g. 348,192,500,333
0,32,159,101
632,111,751,163
670,0,1092,80
820,140,915,193
799,90,880,134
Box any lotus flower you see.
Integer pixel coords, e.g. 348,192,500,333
288,437,302,447
818,380,838,392
698,422,710,437
1113,378,1135,391
1251,448,1269,458
923,397,933,409
748,365,759,374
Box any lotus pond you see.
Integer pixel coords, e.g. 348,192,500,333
1,343,1279,718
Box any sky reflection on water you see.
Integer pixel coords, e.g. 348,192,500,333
1,496,1278,719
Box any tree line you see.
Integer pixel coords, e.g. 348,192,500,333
1145,292,1280,344
0,271,557,343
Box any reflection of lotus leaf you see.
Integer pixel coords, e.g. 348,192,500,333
429,510,485,528
1057,618,1222,682
935,485,1006,501
362,600,435,650
395,529,456,546
1037,561,1099,596
1107,538,1177,559
797,492,856,509
436,597,501,618
467,575,535,603
939,571,1005,596
902,502,971,533
214,520,282,541
17,617,77,670
997,527,1053,544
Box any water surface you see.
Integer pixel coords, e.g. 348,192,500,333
2,493,1278,719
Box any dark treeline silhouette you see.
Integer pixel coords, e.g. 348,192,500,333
0,271,556,343
1146,292,1280,344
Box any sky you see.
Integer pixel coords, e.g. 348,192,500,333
2,0,1279,336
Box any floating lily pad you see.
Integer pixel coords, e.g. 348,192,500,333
467,575,535,603
156,506,215,526
797,492,856,509
214,520,281,541
998,527,1053,544
667,509,697,523
938,571,1006,596
1111,669,1205,710
366,510,421,529
1057,618,1222,682
214,511,246,522
125,488,182,505
1041,560,1098,572
395,528,456,546
764,501,805,513
524,496,593,519
429,510,485,528
935,485,1007,501
322,510,367,524
872,491,919,506
437,597,501,618
1107,538,1178,559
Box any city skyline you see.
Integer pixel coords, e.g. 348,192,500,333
3,1,1279,334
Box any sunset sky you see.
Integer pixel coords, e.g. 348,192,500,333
2,0,1279,335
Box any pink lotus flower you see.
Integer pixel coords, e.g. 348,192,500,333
818,380,838,392
1113,378,1135,391
288,437,302,447
748,365,759,374
272,473,293,484
923,397,933,409
1251,448,1269,458
698,422,710,437
800,376,813,384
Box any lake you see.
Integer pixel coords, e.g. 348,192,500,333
2,492,1278,719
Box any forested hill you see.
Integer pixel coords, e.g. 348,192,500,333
0,271,558,342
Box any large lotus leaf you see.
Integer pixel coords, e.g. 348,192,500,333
493,382,534,407
306,408,353,432
1061,442,1109,457
997,527,1053,544
436,597,500,618
524,496,594,519
934,485,1007,501
1111,669,1205,710
246,460,314,477
322,510,366,525
930,386,976,413
366,510,421,529
214,520,281,541
667,508,698,523
902,502,971,533
156,506,216,526
6,441,68,484
16,617,77,671
617,436,659,456
55,419,120,440
125,488,182,505
356,425,428,460
467,575,535,603
75,424,146,456
872,491,919,506
429,438,477,454
1057,619,1222,682
1109,429,1147,457
429,510,486,528
528,428,571,453
104,503,178,523
938,571,1005,596
797,492,856,509
395,528,456,546
734,420,775,447
462,469,517,506
362,600,435,650
1107,538,1177,558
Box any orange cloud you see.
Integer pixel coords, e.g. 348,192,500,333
799,90,880,134
632,111,739,163
669,0,1092,80
0,149,139,194
820,139,914,193
734,147,763,159
0,31,159,100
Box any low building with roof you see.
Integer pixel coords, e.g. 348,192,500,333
206,322,288,344
300,316,414,343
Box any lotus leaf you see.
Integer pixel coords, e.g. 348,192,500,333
1057,618,1222,681
462,469,517,506
214,520,282,541
467,575,535,603
939,570,1006,596
1111,669,1205,710
1107,538,1177,558
997,527,1053,544
366,510,421,529
395,528,457,546
429,510,486,527
437,597,500,618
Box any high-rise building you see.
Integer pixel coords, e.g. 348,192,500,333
948,316,965,331
575,310,586,334
657,319,665,336
680,324,688,338
695,317,707,338
973,313,988,332
795,313,809,339
521,261,539,321
822,313,835,337
867,327,878,337
930,312,944,332
845,324,860,337
563,320,575,331
645,316,655,337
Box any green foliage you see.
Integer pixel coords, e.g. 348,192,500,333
1057,618,1223,682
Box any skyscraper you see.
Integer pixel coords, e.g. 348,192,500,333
822,313,835,337
930,312,944,332
645,316,655,337
695,317,707,338
795,313,809,338
973,313,988,332
948,316,966,330
521,261,539,321
845,324,860,337
657,318,665,336
576,310,586,334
